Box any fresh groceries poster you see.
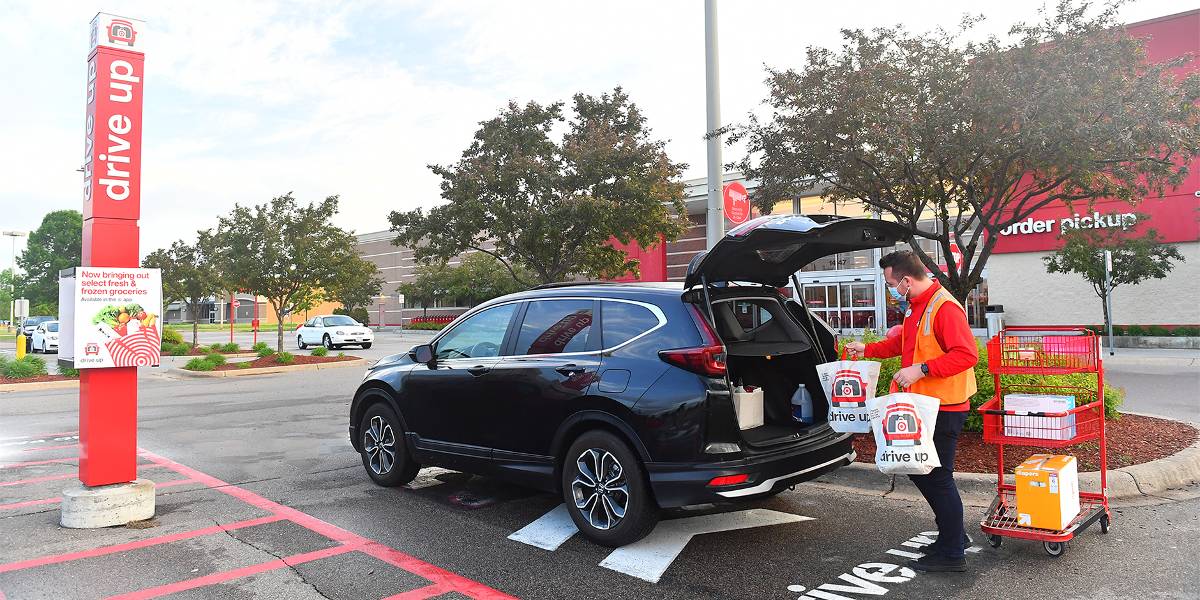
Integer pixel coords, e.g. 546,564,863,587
73,267,161,368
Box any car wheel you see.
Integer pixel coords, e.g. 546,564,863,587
359,402,419,486
297,336,307,350
323,335,336,350
562,430,659,547
361,342,372,349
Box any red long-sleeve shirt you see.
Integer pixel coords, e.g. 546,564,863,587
865,280,978,412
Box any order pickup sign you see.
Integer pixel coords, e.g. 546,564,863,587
60,267,162,368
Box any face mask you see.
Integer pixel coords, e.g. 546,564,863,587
888,286,905,302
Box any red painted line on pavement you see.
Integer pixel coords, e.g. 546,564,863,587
0,515,285,574
22,444,79,453
137,449,517,600
382,583,454,599
0,473,76,487
0,457,78,469
105,544,357,600
0,497,60,511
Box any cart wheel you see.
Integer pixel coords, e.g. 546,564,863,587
987,534,1003,548
1043,541,1066,557
1100,514,1110,534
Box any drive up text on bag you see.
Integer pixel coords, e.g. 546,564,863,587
866,382,942,475
815,349,881,433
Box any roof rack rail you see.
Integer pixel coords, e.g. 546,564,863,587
531,280,617,290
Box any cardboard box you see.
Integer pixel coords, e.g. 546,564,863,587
1004,394,1076,440
732,387,764,430
1015,454,1080,531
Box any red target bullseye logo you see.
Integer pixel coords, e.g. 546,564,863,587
106,326,160,367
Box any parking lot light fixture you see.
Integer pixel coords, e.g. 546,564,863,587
2,230,27,328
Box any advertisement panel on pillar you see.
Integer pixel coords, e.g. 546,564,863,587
72,267,162,368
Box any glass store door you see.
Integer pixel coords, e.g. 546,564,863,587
801,279,879,333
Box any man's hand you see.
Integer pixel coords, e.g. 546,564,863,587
893,364,926,388
844,342,866,359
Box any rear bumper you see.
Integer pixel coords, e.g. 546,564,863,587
645,433,854,508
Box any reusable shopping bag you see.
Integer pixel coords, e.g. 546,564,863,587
815,349,880,433
866,382,942,475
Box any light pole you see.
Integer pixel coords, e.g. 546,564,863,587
2,230,26,329
704,0,724,250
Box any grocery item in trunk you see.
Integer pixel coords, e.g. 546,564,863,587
866,382,942,475
732,385,764,430
791,386,814,424
815,350,880,433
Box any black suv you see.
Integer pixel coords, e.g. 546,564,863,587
349,215,906,546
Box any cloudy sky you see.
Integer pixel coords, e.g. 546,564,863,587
0,0,1185,266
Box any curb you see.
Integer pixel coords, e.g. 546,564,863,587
0,379,81,393
172,358,369,378
1102,355,1199,367
813,424,1200,503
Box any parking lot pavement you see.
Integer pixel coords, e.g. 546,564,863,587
2,354,1198,598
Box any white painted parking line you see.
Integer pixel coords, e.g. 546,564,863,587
404,467,454,490
599,509,813,583
507,504,578,551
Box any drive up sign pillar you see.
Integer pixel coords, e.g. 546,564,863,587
60,13,155,528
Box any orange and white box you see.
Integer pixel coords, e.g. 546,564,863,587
1015,454,1080,531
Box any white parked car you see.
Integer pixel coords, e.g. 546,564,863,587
31,320,60,354
297,315,374,350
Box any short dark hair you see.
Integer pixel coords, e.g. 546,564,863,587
878,250,927,280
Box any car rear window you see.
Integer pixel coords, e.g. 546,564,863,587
601,301,659,348
514,300,593,355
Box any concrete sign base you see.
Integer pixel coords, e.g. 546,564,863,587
60,478,155,528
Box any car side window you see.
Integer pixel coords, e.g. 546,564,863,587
435,304,517,360
601,301,660,348
514,300,593,355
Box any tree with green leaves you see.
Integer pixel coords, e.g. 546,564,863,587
211,193,360,351
1043,217,1184,326
732,1,1200,302
445,253,530,305
390,87,688,285
324,254,384,315
16,210,82,312
0,268,12,324
397,262,454,320
142,232,225,347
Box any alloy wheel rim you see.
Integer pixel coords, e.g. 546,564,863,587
324,336,333,349
570,448,630,531
363,415,396,475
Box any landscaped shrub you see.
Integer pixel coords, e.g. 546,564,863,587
406,322,446,331
1145,325,1170,337
1111,325,1127,336
209,342,224,352
1173,326,1200,337
59,365,80,378
275,351,295,365
2,356,48,379
256,345,276,358
1125,324,1146,336
252,341,271,353
184,358,215,371
310,346,328,357
161,328,184,345
165,343,189,356
205,352,227,366
221,342,240,353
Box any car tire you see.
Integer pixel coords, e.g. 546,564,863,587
361,342,372,349
297,336,307,350
358,402,419,487
323,335,336,350
562,430,659,547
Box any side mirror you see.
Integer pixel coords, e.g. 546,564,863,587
412,344,435,365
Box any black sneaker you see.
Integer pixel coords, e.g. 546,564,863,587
911,554,967,573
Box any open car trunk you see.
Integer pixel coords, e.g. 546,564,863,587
705,293,837,448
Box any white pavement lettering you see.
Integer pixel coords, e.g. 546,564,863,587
507,504,577,551
509,505,813,583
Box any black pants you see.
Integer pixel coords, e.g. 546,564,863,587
908,409,967,559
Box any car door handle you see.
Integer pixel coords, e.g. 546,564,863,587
467,365,491,377
555,365,586,377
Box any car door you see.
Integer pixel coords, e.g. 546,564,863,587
485,299,602,457
300,318,318,344
400,302,520,453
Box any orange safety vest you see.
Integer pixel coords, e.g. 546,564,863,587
906,287,976,406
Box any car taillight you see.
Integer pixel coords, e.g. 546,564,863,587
659,305,727,377
707,474,749,487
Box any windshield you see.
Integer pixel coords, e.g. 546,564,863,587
322,316,358,327
47,323,59,332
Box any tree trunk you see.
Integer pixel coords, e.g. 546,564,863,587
192,321,199,348
1099,290,1110,329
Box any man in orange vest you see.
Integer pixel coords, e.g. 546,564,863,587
846,250,979,572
